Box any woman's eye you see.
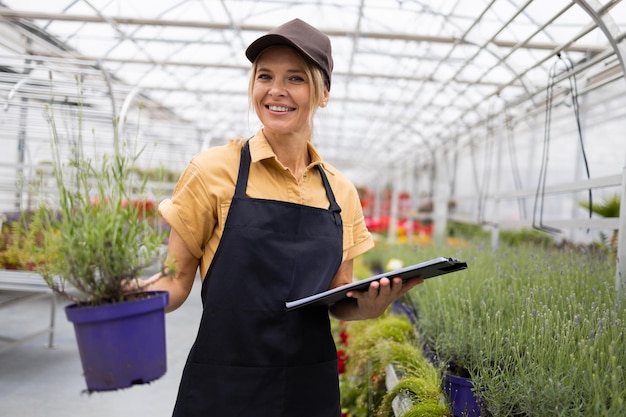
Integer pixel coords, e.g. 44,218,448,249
290,76,305,83
257,73,271,80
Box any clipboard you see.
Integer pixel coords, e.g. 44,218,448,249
285,256,467,311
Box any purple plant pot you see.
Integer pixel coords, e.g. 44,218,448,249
65,291,169,392
444,373,481,417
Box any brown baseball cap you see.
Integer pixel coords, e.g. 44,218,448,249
245,18,334,90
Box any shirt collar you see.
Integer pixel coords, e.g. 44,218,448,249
248,130,335,176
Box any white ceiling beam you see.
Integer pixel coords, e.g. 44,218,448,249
0,7,606,54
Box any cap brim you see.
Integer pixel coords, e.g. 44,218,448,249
245,34,302,63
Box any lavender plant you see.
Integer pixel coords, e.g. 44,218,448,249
34,75,171,305
407,243,625,416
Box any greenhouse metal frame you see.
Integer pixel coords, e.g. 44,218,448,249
1,0,626,293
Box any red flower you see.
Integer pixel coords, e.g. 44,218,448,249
337,349,347,374
339,329,349,346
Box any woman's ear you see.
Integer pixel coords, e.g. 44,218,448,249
320,90,330,108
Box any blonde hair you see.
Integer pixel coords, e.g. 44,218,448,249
248,47,328,127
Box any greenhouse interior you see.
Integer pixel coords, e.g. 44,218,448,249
1,1,625,416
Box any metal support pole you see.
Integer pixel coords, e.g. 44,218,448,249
48,293,57,348
616,167,626,299
433,149,449,246
387,168,400,244
373,183,382,224
15,97,28,211
491,114,504,252
405,160,415,244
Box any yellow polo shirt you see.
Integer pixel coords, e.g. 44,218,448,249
159,130,374,281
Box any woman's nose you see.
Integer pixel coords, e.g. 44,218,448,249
268,79,286,96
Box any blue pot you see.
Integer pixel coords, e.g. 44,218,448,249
65,291,169,392
444,373,481,417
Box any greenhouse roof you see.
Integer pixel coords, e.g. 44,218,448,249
1,0,625,186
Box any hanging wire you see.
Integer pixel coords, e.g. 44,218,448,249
533,57,562,234
502,107,527,220
533,53,592,234
562,54,593,227
473,100,498,226
469,137,482,222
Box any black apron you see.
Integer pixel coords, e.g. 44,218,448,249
172,141,344,417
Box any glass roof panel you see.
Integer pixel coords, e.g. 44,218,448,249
0,0,625,186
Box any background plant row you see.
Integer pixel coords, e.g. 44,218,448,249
359,237,625,416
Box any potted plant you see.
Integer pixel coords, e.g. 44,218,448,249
32,77,172,392
578,193,621,252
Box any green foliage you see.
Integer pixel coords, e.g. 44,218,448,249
35,77,169,305
378,376,449,417
358,241,625,415
342,314,416,413
499,228,556,248
579,193,620,218
347,314,415,354
130,166,180,183
447,221,490,241
579,194,621,253
408,243,625,416
338,313,448,417
0,211,48,269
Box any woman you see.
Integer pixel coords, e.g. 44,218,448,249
143,18,422,416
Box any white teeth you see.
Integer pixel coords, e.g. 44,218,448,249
268,105,292,112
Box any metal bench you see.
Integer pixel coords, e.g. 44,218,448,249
0,271,57,353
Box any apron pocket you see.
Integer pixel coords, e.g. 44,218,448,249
175,362,285,416
174,360,340,417
284,359,341,417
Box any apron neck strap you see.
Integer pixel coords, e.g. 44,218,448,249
316,165,341,215
234,139,252,198
235,140,342,216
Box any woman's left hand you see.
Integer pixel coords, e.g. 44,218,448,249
346,276,424,319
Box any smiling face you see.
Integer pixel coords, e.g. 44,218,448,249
250,46,328,139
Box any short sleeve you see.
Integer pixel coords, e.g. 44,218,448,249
340,182,375,261
158,161,216,259
158,142,241,268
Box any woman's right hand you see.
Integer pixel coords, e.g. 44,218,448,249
134,228,200,312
